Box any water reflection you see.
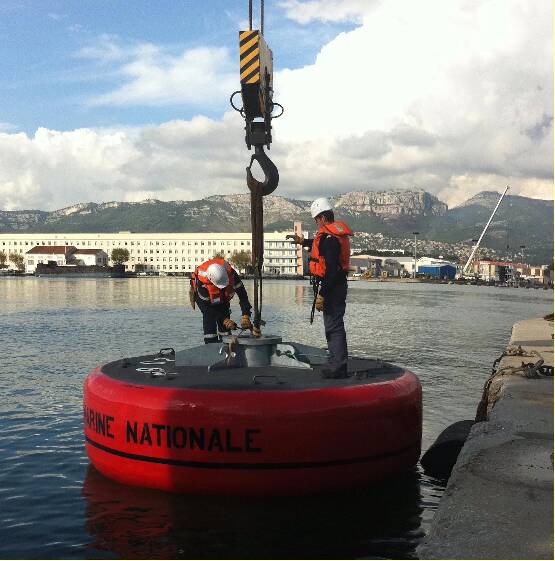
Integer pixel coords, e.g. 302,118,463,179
82,465,424,560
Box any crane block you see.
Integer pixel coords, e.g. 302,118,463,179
239,30,273,123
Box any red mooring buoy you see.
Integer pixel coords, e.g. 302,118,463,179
83,343,422,496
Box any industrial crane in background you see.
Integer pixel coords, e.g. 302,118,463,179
230,0,284,336
460,185,510,277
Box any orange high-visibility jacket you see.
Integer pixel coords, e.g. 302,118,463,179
192,258,237,304
309,221,353,278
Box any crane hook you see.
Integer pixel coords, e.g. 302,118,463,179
246,145,279,196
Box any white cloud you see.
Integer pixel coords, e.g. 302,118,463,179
48,13,67,22
67,24,84,34
76,34,128,63
0,116,248,211
0,122,17,133
271,0,553,200
78,36,237,108
0,0,552,211
279,0,371,24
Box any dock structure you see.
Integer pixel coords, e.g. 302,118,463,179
418,316,554,560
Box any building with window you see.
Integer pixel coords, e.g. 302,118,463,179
3,221,308,276
73,249,109,267
24,246,77,274
470,260,551,285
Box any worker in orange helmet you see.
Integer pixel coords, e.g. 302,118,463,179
288,197,353,378
190,258,255,343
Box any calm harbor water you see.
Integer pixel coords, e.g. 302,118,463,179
0,277,552,559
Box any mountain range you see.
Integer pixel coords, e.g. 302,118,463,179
1,189,552,264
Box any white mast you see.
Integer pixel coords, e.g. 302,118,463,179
462,185,510,276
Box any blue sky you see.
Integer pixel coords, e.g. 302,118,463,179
0,0,352,133
0,0,552,211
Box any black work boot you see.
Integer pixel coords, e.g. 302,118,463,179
321,365,349,379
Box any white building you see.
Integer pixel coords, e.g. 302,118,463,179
416,256,457,270
4,222,308,275
73,249,109,267
349,254,458,276
25,245,77,274
351,254,416,275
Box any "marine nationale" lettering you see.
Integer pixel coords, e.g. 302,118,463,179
126,420,263,453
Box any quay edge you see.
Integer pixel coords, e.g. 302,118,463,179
417,316,554,560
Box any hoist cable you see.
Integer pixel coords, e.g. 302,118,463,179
249,181,264,331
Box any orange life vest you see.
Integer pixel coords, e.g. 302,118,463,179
192,258,237,305
309,221,353,278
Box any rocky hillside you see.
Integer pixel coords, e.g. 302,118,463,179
333,190,447,217
0,189,446,233
0,189,552,263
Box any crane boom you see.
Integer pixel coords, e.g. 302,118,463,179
462,185,509,275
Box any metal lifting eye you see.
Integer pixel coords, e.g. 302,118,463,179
270,102,284,119
229,91,245,117
246,146,279,196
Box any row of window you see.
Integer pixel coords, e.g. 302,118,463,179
27,258,107,265
133,264,298,273
126,256,297,263
3,239,296,248
121,249,296,257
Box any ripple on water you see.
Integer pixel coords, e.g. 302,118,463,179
0,278,551,559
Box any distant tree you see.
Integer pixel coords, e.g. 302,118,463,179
9,252,24,271
0,250,7,269
212,250,225,259
111,248,130,265
229,250,252,274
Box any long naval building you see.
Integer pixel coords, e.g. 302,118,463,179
0,221,308,276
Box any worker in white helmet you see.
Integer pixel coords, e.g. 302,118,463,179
288,197,353,378
190,258,254,343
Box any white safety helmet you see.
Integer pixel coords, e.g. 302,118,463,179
206,263,229,289
310,197,333,218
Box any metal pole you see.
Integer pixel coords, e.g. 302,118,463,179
412,231,419,278
462,185,509,275
520,245,526,265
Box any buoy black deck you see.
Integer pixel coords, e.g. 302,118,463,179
84,339,422,496
102,348,405,391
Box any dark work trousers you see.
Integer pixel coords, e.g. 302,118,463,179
323,281,348,371
195,296,231,344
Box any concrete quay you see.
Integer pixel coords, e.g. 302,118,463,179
418,316,554,560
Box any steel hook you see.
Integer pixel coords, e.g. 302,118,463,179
246,145,279,196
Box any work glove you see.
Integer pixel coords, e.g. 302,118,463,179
189,286,196,309
286,234,304,245
222,318,237,331
252,326,262,338
315,294,324,312
240,314,253,330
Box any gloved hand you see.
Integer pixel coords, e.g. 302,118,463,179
315,294,324,312
240,314,253,330
252,326,262,337
222,318,237,331
189,286,196,309
286,234,304,245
